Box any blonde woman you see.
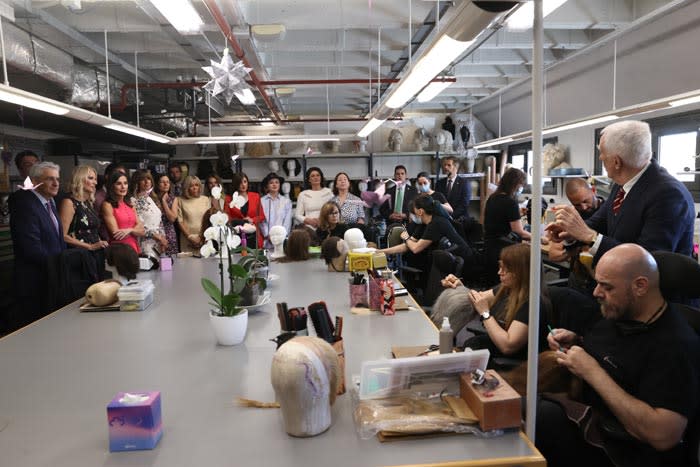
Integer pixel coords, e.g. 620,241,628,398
58,165,109,251
177,175,210,252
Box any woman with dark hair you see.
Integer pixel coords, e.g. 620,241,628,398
226,172,265,248
415,171,453,215
154,174,179,256
483,167,531,284
260,172,292,249
101,171,144,254
331,172,364,224
379,193,469,268
294,166,333,229
130,169,167,258
441,243,551,361
317,201,349,243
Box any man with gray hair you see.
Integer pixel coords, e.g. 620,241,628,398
9,161,66,327
537,243,699,467
547,120,695,262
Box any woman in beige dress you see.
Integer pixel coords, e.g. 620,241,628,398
177,175,210,253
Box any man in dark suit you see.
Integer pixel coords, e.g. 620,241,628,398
380,165,417,225
9,161,66,327
547,120,695,263
435,156,471,220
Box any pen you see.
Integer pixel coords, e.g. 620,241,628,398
547,325,564,352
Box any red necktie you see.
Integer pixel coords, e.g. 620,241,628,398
612,187,625,215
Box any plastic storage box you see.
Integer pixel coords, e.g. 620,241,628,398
118,280,155,312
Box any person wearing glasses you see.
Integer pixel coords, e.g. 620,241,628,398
317,201,349,243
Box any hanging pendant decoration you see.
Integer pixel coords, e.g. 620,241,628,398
201,48,255,105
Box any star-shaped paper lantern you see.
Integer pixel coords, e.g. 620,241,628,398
201,49,255,105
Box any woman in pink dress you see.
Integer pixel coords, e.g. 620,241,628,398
101,171,144,254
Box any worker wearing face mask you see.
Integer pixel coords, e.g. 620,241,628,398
415,171,454,216
483,167,531,286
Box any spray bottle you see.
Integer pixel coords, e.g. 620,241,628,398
439,317,454,354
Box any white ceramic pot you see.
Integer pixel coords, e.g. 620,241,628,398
209,310,248,346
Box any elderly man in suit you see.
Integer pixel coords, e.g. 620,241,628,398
9,161,66,327
546,120,694,263
435,156,471,220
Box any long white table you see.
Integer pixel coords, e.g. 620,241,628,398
0,257,544,467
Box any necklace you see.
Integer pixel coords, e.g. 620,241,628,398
644,301,667,326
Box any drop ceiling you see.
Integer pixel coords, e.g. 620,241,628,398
0,0,682,144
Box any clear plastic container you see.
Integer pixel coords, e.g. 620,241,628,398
118,280,155,312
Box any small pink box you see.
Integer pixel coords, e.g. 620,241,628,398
107,391,163,452
160,256,173,271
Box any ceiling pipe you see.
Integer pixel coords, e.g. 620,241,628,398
119,78,457,110
201,0,283,124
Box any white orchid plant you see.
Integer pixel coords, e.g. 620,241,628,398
200,186,267,316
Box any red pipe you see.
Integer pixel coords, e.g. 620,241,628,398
201,0,283,124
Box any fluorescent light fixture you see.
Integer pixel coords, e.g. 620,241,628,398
507,0,568,30
357,118,386,138
275,87,296,96
668,94,700,107
542,115,619,135
150,0,203,35
234,88,256,105
387,35,472,109
416,78,454,103
0,83,70,115
104,122,171,144
474,137,514,149
251,24,286,41
174,134,350,145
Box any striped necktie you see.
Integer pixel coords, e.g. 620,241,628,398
612,187,625,215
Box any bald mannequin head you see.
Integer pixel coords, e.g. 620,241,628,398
594,244,663,321
565,178,600,218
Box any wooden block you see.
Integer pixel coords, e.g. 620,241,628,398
460,370,521,431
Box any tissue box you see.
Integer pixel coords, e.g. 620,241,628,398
118,280,154,312
371,252,387,269
107,391,162,452
348,251,373,272
160,256,173,271
460,370,521,431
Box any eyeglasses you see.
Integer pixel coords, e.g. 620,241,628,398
329,211,340,216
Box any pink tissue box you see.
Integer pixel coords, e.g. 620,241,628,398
107,391,162,452
160,256,173,271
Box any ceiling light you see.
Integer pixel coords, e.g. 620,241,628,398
542,115,618,135
0,83,70,115
104,122,171,144
150,0,203,35
251,24,286,41
357,118,386,138
275,87,296,97
506,0,567,30
668,94,700,107
416,78,454,103
474,137,514,149
234,88,256,105
174,134,353,145
387,35,472,109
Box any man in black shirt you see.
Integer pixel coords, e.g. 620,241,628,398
538,243,699,467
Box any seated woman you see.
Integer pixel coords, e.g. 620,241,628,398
130,170,168,258
101,171,144,254
58,165,109,277
415,171,453,216
317,201,349,243
225,172,265,248
441,243,550,361
294,166,333,229
483,167,531,285
177,175,210,253
379,194,470,272
330,172,365,224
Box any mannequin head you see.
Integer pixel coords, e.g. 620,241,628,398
321,236,348,272
269,225,287,258
282,229,311,261
268,160,280,173
281,181,291,195
343,228,367,251
270,336,339,437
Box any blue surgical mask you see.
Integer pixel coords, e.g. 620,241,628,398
410,213,422,224
418,183,430,193
516,186,524,196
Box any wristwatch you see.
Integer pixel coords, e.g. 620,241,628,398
480,310,492,321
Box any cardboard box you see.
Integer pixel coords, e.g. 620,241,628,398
107,391,163,452
460,370,521,431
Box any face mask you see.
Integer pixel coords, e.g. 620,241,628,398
410,213,422,224
418,183,430,193
516,186,524,196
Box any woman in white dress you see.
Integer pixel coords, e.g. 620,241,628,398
294,166,333,229
130,170,167,257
